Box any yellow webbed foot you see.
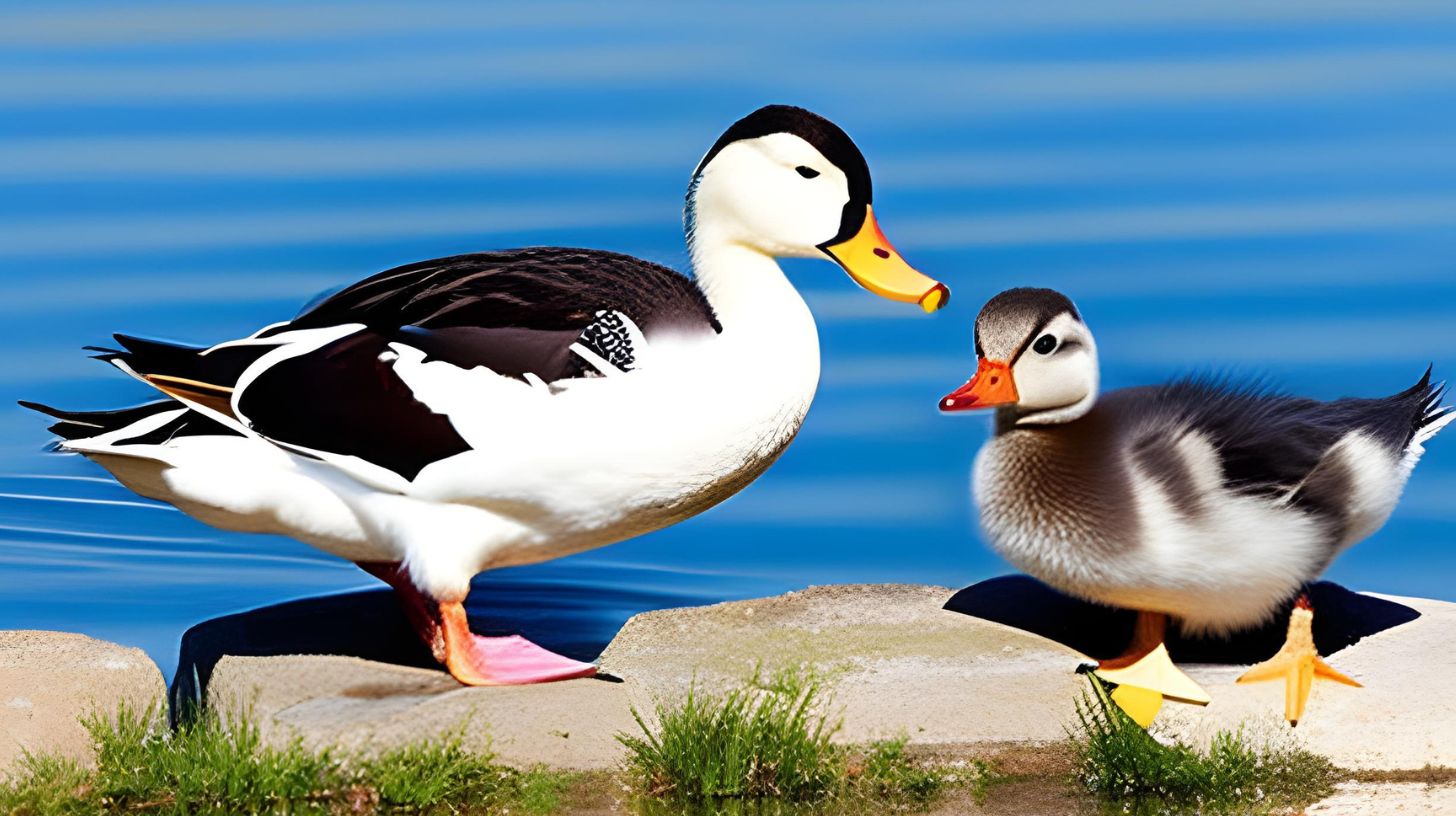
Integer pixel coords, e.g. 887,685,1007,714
1237,603,1361,726
1095,643,1212,727
1108,684,1165,728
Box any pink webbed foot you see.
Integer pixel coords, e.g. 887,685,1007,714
440,601,596,685
358,561,598,686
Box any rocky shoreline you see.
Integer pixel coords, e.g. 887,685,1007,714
5,582,1454,811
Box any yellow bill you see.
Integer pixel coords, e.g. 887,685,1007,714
820,205,949,313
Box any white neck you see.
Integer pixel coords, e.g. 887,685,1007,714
689,221,818,344
682,218,821,436
1013,389,1098,426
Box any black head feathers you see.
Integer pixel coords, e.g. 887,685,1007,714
694,105,872,245
975,288,1083,359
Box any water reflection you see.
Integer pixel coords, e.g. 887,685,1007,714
2,1,1455,678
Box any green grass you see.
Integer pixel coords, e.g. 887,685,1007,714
1072,675,1339,814
618,666,979,811
851,736,970,804
618,667,843,800
0,703,572,815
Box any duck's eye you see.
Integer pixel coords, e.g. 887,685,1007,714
795,166,820,179
1033,334,1058,355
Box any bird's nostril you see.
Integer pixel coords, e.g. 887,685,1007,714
990,377,999,385
873,248,891,259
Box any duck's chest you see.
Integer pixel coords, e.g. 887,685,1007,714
629,403,804,531
619,344,816,525
523,326,821,540
973,428,1140,583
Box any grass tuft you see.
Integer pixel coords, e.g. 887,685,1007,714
850,736,965,806
1072,674,1338,814
619,666,973,811
618,666,844,800
0,701,571,815
0,753,93,816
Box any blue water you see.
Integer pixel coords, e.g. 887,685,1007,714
3,2,1456,680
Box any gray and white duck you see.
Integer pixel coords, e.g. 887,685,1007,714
940,287,1451,726
22,105,949,687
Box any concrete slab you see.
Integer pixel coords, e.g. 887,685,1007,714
203,583,1455,774
1307,782,1456,815
208,655,632,770
599,583,1087,745
0,630,165,776
1171,594,1456,771
209,584,1089,768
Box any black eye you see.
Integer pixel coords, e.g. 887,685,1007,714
795,166,820,179
1033,334,1057,355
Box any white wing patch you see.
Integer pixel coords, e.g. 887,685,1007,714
1325,432,1405,548
1122,447,1327,634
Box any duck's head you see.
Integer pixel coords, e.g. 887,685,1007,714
688,104,949,313
939,288,1100,424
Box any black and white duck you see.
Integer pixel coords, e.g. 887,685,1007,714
22,105,949,687
940,287,1450,726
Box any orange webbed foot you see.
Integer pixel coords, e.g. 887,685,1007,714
1236,598,1361,726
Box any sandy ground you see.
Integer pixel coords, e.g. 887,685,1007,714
1307,782,1456,814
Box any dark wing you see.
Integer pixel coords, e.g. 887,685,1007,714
278,246,718,381
52,330,467,481
1116,372,1444,499
234,330,472,481
84,247,719,483
240,248,720,479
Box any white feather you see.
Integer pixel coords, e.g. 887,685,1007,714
1404,404,1456,475
71,256,820,600
61,411,374,559
566,343,622,377
55,129,862,601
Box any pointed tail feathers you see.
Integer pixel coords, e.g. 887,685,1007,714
1412,365,1454,447
21,334,277,443
95,334,277,420
18,399,182,441
1396,367,1454,479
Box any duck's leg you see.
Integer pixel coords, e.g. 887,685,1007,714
1094,611,1212,727
1236,594,1360,726
358,561,597,686
1097,610,1165,669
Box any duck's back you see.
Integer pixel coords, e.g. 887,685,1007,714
288,247,720,374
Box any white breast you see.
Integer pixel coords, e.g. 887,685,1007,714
417,324,814,510
974,429,1333,635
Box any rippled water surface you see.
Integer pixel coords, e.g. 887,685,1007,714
3,2,1456,679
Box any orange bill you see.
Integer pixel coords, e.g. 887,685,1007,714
940,358,1018,412
820,205,949,313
